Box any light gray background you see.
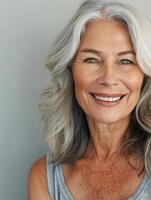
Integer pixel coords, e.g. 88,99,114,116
0,0,151,200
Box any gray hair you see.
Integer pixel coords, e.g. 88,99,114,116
39,0,151,175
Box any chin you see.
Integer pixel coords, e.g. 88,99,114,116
91,114,129,125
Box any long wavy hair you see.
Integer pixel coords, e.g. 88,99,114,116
39,0,151,175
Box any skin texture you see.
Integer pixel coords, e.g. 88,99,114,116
28,19,145,200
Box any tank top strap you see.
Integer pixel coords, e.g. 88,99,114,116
46,151,73,200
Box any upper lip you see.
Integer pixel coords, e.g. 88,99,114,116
91,93,126,97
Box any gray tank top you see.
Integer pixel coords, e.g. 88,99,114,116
46,152,151,200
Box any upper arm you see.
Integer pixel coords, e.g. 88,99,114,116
28,156,52,200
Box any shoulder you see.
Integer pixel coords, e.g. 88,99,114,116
28,156,52,200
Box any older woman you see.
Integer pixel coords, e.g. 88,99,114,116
28,0,151,199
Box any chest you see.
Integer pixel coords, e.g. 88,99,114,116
63,163,145,200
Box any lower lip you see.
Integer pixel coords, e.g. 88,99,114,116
91,95,124,107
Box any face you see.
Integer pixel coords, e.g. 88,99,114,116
72,19,144,124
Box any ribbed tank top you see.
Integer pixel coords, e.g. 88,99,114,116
46,152,151,200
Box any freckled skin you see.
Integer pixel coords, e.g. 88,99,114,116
63,155,145,200
62,19,145,200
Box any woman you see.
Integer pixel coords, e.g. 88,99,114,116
28,0,151,199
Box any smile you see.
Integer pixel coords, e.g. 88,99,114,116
90,93,126,107
94,95,121,102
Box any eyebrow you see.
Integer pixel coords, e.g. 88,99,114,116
79,48,136,56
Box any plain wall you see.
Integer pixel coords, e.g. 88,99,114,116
0,0,151,199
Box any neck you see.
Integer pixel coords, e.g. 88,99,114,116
85,116,131,162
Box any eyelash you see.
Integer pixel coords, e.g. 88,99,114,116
83,57,133,65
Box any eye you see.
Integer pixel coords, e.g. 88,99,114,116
119,59,133,64
83,57,101,64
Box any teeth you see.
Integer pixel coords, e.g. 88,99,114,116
94,95,121,102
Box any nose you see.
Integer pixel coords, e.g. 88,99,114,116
99,60,118,86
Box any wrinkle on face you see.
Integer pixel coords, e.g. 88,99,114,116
72,19,144,158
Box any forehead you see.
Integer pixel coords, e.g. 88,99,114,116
79,19,134,53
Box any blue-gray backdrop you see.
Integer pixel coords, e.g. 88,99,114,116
0,0,150,199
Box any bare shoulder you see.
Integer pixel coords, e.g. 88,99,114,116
28,156,52,200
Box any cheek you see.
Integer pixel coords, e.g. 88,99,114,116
125,70,144,94
72,65,94,110
72,65,92,91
